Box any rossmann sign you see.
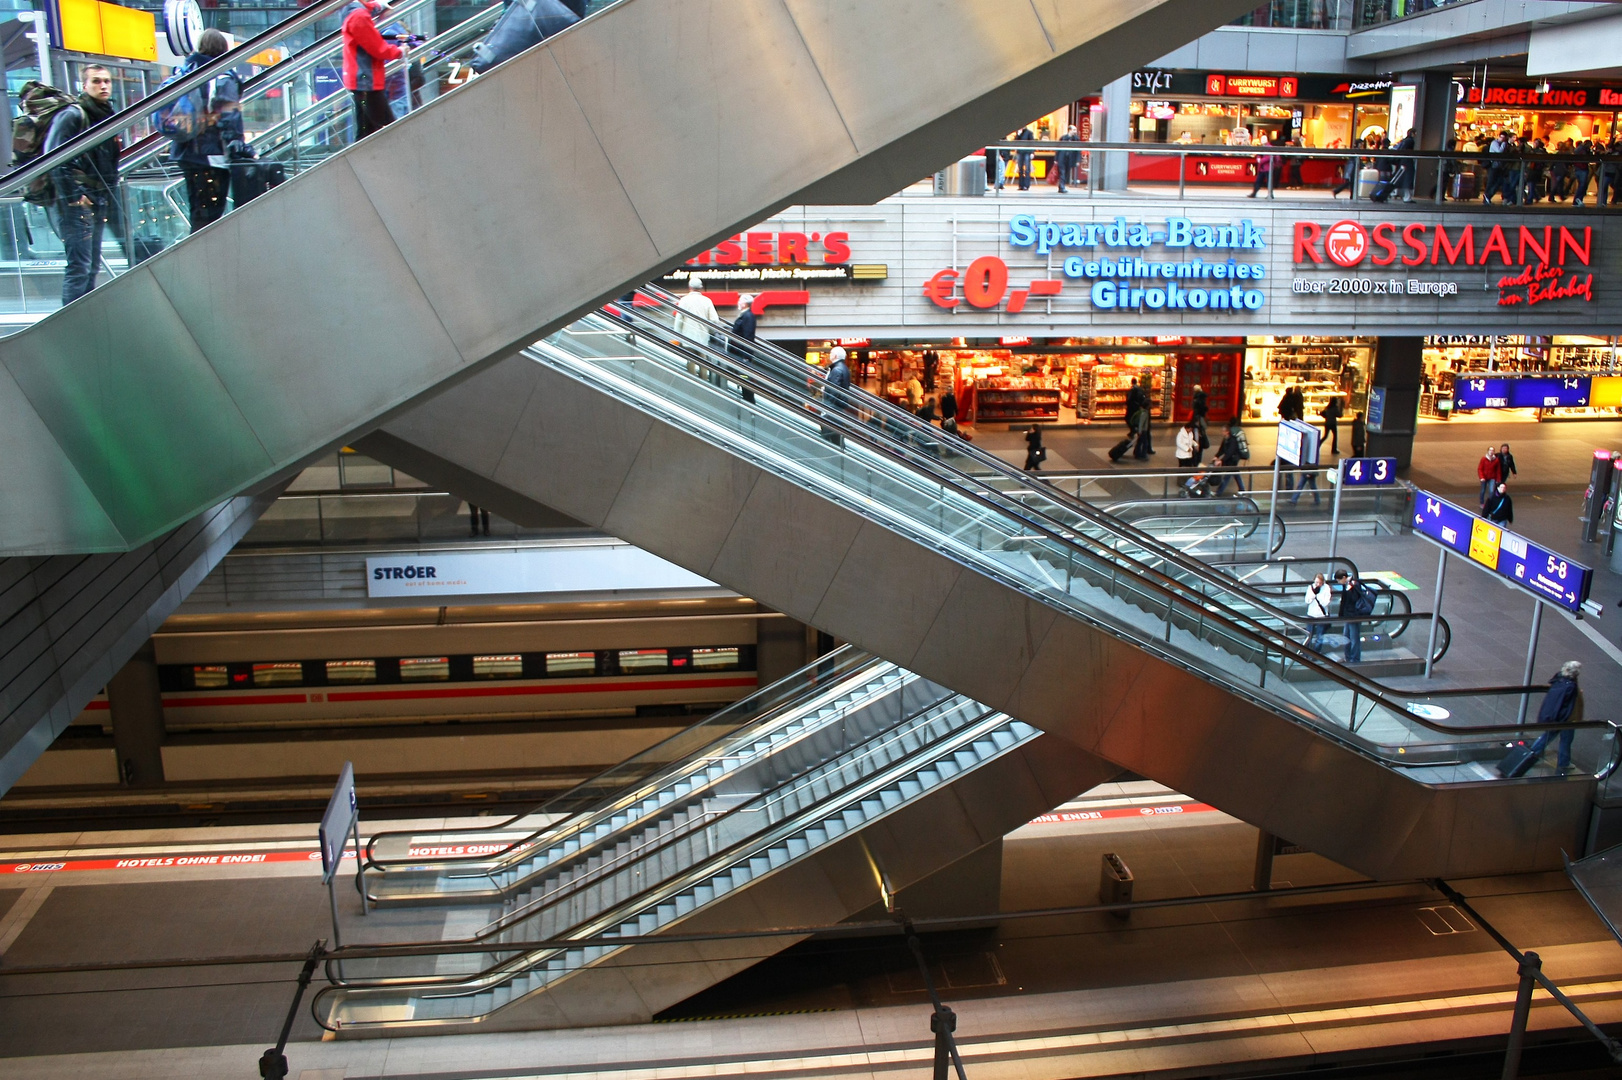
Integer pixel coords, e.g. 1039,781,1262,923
1292,220,1594,308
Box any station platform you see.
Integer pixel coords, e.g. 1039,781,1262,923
2,782,1619,1078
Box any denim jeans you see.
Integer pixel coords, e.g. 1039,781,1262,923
1527,727,1575,771
1343,621,1361,662
58,194,108,305
1307,622,1328,652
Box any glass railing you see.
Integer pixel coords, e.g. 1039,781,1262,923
625,287,1434,660
0,0,583,321
316,697,1023,1029
240,489,577,547
365,646,879,879
973,140,1622,207
1230,0,1353,28
364,652,940,905
547,295,1616,782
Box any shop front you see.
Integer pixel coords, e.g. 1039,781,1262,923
1454,81,1622,148
726,197,1618,430
1420,334,1622,419
1126,70,1400,188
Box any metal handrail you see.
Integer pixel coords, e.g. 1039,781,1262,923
361,646,875,873
984,139,1622,165
365,659,914,891
604,297,1608,745
314,701,1012,1011
634,290,1406,646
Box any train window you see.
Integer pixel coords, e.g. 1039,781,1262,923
618,648,668,673
192,665,229,689
545,651,596,676
253,662,304,687
692,647,741,670
326,659,377,684
473,654,523,679
400,657,450,681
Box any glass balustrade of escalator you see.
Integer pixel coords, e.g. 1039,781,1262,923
318,690,1026,1030
0,0,574,326
363,645,894,897
621,287,1434,660
536,298,1617,785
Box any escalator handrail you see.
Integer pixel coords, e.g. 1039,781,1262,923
119,0,497,178
362,645,875,872
475,684,967,942
317,698,1011,1001
632,286,1400,647
610,303,1398,667
2,0,361,200
584,303,1610,745
624,292,1474,677
365,658,922,894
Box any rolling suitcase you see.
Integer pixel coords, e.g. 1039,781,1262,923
1451,171,1476,200
1108,435,1135,463
1497,740,1538,778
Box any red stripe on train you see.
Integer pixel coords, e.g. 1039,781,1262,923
81,675,762,710
324,677,757,703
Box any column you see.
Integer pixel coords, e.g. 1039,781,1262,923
107,641,165,786
1367,336,1422,469
1402,71,1456,198
1096,75,1132,192
754,615,816,689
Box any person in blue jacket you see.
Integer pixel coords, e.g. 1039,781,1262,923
157,29,242,232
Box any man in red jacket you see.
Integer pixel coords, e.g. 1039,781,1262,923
342,0,409,141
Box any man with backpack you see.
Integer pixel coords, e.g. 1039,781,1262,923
154,28,241,232
43,65,120,304
1334,569,1375,662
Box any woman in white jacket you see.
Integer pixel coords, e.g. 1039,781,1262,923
1304,573,1333,653
1175,420,1202,467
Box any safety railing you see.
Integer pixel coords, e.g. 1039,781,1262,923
0,0,585,320
362,647,876,877
972,140,1622,207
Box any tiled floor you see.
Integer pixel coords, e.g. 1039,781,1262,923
3,805,1620,1078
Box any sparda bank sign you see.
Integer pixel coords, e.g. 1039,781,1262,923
923,214,1270,316
1293,220,1594,307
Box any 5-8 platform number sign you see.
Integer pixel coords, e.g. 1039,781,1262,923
1340,457,1396,486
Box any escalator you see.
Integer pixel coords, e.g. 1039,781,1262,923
313,646,1106,1032
362,292,1617,882
0,0,1264,558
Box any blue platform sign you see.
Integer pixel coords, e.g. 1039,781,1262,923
1366,386,1387,430
1455,374,1590,410
1412,491,1591,613
1339,457,1397,486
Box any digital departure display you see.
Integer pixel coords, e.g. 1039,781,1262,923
1454,374,1590,410
1412,491,1592,613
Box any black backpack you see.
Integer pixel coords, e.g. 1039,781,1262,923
11,81,79,206
1350,582,1377,617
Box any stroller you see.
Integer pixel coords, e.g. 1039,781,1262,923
1180,469,1218,498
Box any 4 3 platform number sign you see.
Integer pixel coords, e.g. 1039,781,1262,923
1340,457,1396,486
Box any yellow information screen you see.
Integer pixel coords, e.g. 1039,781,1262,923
1469,519,1503,569
1592,376,1622,409
58,0,157,62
